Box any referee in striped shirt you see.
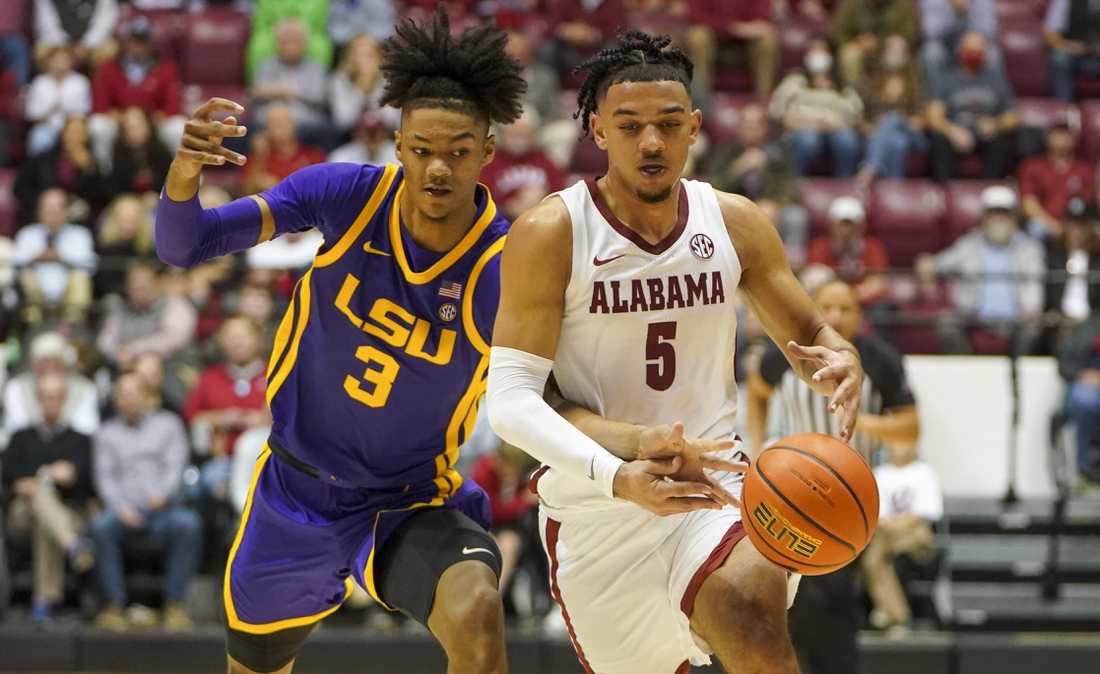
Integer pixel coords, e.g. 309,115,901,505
747,278,921,674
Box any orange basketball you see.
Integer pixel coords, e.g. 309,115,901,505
741,433,879,576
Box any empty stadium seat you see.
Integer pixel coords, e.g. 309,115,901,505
0,169,17,239
999,19,1051,98
1017,98,1078,133
1077,100,1100,164
869,180,945,267
714,68,752,93
942,180,1005,245
182,7,250,85
181,84,250,118
993,0,1045,21
798,178,866,238
568,138,608,174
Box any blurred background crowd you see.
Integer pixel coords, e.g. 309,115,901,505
0,0,1096,663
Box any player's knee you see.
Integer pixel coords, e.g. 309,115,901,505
698,564,791,647
449,582,503,637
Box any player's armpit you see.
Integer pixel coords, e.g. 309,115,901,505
491,196,573,358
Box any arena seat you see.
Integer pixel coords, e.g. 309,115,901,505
999,19,1051,97
181,7,251,85
568,137,608,174
1017,98,1078,133
0,169,16,239
1075,75,1100,99
1076,100,1100,164
942,180,1005,245
798,178,866,238
181,84,250,118
869,180,945,267
713,68,753,93
993,0,1045,21
777,15,827,76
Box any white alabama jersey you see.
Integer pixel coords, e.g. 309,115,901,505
539,178,743,520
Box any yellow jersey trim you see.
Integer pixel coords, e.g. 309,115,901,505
267,267,314,405
266,274,305,380
223,448,354,634
461,236,505,357
388,183,498,285
314,164,400,268
249,195,276,245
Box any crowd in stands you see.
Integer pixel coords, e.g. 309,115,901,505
0,0,1096,640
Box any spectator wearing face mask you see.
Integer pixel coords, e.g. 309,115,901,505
919,0,1001,84
926,30,1019,182
770,37,864,178
855,35,928,185
915,186,1045,354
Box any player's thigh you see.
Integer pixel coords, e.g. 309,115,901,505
225,454,352,670
541,510,697,674
688,529,795,654
372,506,503,629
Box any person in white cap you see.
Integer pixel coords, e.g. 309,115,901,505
3,331,99,435
915,185,1045,354
807,196,891,307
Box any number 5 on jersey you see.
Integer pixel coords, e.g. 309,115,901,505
646,322,677,391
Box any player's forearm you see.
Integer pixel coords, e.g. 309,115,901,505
487,347,625,499
746,397,769,459
155,188,265,269
857,408,920,445
552,398,643,461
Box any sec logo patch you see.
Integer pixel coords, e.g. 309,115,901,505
439,303,457,322
690,233,714,260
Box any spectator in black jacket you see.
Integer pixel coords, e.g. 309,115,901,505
103,107,171,201
1,372,95,624
13,115,107,224
1046,198,1100,323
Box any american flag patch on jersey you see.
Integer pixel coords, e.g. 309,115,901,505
438,280,463,299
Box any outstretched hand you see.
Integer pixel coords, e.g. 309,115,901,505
787,341,863,441
175,98,249,177
637,422,748,508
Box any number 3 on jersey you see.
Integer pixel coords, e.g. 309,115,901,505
646,322,677,391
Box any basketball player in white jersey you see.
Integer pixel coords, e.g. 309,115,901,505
485,31,866,674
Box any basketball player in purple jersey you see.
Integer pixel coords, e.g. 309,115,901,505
154,10,526,674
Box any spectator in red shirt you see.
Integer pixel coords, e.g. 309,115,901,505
467,442,540,593
480,107,566,221
88,17,185,171
240,104,325,196
1018,123,1095,240
807,197,891,304
539,0,626,73
686,0,779,98
183,316,270,501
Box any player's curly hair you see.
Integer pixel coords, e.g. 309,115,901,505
574,29,694,136
379,6,526,126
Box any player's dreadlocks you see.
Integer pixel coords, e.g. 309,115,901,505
379,6,526,126
574,29,694,136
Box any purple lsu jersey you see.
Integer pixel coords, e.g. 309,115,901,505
257,162,507,503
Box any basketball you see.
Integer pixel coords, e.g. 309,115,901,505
741,433,879,576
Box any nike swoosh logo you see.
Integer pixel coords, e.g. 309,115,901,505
363,242,391,256
462,546,495,556
593,254,624,266
587,456,596,480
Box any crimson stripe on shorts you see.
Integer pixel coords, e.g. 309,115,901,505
675,660,691,674
679,521,747,618
529,465,549,495
545,518,595,674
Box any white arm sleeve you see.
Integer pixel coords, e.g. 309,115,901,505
486,346,625,499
